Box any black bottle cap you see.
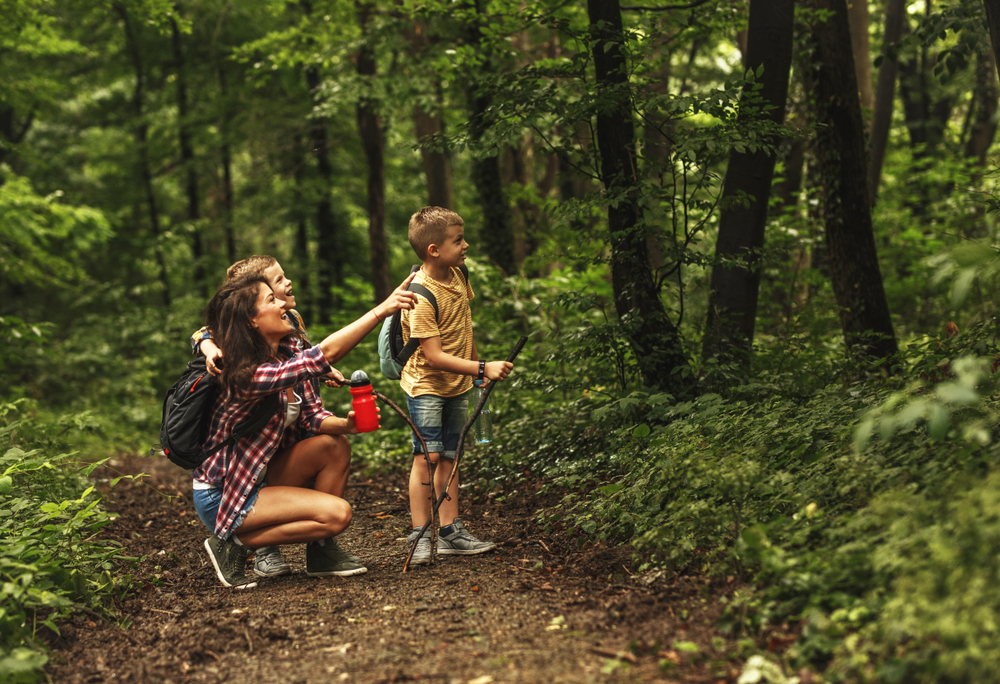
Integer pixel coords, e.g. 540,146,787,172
350,370,371,388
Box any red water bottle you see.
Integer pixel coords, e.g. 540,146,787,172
349,370,379,432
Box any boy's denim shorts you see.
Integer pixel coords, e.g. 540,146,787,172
192,481,263,538
405,391,469,460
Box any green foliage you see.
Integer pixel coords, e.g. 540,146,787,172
0,403,139,683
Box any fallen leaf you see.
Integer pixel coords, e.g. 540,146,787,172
322,643,354,655
467,676,494,684
539,583,555,591
471,586,479,592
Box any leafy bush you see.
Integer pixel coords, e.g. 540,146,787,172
0,403,137,683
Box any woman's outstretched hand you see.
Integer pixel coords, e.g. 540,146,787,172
377,272,419,318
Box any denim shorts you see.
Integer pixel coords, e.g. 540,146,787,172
406,391,469,459
192,482,263,537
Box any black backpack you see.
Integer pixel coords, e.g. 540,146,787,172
377,264,469,379
155,356,280,469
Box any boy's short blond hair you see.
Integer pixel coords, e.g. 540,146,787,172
225,255,277,283
408,207,464,261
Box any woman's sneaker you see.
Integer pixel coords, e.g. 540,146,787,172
406,527,433,565
253,546,292,577
437,519,495,555
306,538,367,577
204,536,257,589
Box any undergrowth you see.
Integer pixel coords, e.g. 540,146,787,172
0,402,140,682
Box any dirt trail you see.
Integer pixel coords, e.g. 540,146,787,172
47,456,755,684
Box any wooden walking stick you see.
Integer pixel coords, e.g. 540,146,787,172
401,336,528,571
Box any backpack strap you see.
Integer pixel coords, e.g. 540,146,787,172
203,392,281,457
393,264,468,365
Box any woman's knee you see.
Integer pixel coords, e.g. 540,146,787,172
317,498,352,534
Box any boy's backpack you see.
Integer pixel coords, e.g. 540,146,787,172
156,356,280,469
378,264,469,380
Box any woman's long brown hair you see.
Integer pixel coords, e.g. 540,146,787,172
204,275,298,397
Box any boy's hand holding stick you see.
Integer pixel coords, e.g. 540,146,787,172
401,335,528,572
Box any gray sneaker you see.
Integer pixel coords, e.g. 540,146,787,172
204,536,257,589
306,538,367,577
406,526,433,565
253,546,291,577
437,519,495,556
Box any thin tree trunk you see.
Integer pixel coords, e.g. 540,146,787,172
118,3,170,307
305,65,342,320
293,139,312,319
217,55,237,264
847,0,874,117
810,0,898,362
984,0,1000,79
356,2,391,302
868,0,906,200
966,50,999,164
413,103,453,209
587,0,688,392
171,17,205,294
704,0,795,364
466,0,516,275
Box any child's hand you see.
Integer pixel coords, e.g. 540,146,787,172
485,361,513,382
379,272,419,316
323,368,346,387
202,341,224,376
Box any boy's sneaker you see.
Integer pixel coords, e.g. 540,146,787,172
253,546,291,577
306,538,367,577
437,518,496,556
204,536,257,589
406,526,433,565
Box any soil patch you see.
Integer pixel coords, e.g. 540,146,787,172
46,455,775,684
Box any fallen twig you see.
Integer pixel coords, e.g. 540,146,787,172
590,646,638,664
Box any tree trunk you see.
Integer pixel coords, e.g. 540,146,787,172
847,0,874,117
965,50,999,164
118,4,170,307
587,0,688,392
868,0,906,200
810,0,898,362
984,0,1000,79
703,0,795,364
305,65,342,321
413,103,453,209
466,1,516,275
217,54,237,265
171,17,206,295
356,2,391,303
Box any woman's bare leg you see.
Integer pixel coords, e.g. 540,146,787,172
233,486,351,548
266,434,351,495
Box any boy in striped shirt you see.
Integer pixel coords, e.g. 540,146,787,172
400,207,514,564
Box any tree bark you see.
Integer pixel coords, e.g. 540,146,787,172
413,103,454,209
703,0,795,364
171,17,206,295
118,3,170,307
217,54,237,265
305,64,342,321
984,0,1000,79
465,0,516,275
356,2,391,303
810,0,898,362
847,0,874,117
965,50,999,164
868,0,906,200
587,0,688,392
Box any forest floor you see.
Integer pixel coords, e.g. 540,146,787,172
44,455,800,684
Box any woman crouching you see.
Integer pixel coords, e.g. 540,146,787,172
192,272,416,588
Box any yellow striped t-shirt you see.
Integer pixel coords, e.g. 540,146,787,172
399,266,475,398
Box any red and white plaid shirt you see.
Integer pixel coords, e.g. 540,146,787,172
193,343,333,539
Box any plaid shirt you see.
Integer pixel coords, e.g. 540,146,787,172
192,343,333,539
